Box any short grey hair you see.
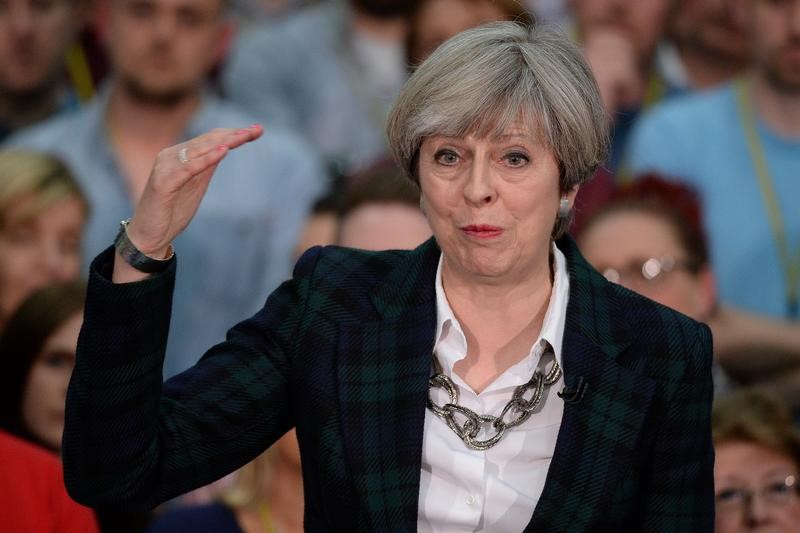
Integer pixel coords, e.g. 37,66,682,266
387,22,608,238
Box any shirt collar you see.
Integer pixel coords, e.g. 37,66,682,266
433,241,570,380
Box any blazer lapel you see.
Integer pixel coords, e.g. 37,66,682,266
336,239,440,531
527,236,658,531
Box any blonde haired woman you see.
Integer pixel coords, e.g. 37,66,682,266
0,150,87,330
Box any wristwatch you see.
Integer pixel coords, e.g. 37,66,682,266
113,219,174,274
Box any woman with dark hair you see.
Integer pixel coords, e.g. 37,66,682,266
577,174,800,408
0,281,85,452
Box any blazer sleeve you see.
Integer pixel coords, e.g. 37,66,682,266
62,246,321,510
640,322,715,532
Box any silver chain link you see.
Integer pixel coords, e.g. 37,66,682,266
427,349,562,451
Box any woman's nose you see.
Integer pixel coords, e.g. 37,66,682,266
743,494,773,527
462,158,495,206
37,239,67,278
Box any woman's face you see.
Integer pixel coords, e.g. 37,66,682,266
21,310,83,452
411,0,510,62
418,123,570,284
0,194,84,321
715,440,800,533
578,209,713,321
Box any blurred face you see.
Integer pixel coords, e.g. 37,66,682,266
339,203,431,251
418,122,570,284
410,0,510,63
671,0,748,61
748,0,800,94
294,212,339,260
715,441,800,533
105,0,228,102
571,0,672,61
0,194,84,321
0,0,82,94
578,209,711,320
21,310,82,452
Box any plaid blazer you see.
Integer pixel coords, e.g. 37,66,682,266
64,235,714,532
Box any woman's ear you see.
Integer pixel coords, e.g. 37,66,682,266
565,184,580,208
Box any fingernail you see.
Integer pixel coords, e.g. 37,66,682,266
218,144,228,151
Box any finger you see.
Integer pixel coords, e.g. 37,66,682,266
176,144,229,183
219,124,264,151
175,125,264,164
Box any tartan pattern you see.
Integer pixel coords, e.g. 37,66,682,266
64,236,713,531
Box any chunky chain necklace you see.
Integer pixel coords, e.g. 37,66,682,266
427,349,562,450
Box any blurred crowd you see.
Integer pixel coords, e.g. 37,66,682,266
0,0,798,531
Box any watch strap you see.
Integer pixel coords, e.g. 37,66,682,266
113,219,174,274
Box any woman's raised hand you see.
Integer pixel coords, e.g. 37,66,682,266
112,125,263,282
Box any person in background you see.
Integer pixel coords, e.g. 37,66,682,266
223,0,419,175
337,162,431,250
293,189,343,260
661,0,748,92
406,0,532,67
0,281,85,453
712,389,800,533
577,176,800,408
565,0,675,232
0,0,88,141
568,0,674,170
0,428,98,533
146,431,304,533
0,150,87,331
527,0,570,27
6,0,326,377
229,0,315,22
0,281,151,533
627,0,800,322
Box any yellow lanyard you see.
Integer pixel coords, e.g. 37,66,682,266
735,79,800,319
257,502,277,533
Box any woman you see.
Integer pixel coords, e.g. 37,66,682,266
64,24,714,531
577,176,716,321
0,150,88,331
577,176,800,408
146,431,304,533
406,0,533,66
0,281,85,453
713,390,800,533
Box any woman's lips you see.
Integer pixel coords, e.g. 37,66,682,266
461,225,503,239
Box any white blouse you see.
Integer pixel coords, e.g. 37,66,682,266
417,243,570,532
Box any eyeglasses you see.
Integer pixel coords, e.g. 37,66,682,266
715,474,799,511
601,256,694,287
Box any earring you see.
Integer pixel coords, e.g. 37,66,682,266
558,197,570,218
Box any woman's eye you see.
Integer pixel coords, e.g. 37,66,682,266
434,150,459,166
4,225,35,244
766,481,793,496
715,488,744,503
504,152,530,167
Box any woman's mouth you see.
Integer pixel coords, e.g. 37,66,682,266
461,225,503,239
